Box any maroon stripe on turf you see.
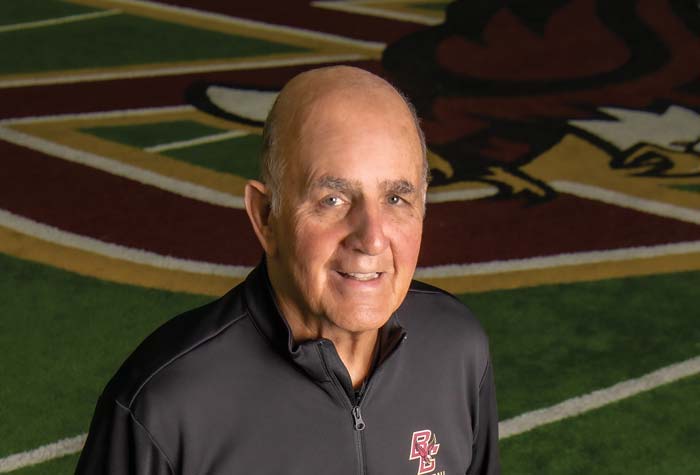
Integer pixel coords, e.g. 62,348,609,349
419,194,700,266
1,140,262,266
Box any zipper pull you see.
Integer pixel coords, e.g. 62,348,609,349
352,406,366,431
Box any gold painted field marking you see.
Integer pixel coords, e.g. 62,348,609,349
0,53,371,89
0,9,121,33
145,129,249,153
524,134,700,212
311,0,447,25
0,125,246,208
0,215,239,297
3,110,255,200
68,0,385,53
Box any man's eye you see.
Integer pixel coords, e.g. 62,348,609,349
387,194,402,205
322,195,343,207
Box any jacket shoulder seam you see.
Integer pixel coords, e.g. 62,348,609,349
408,286,463,305
127,310,249,408
115,399,175,474
478,357,491,393
407,287,442,295
472,358,492,447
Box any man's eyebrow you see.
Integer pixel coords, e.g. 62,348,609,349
383,179,416,195
312,176,416,195
313,175,358,192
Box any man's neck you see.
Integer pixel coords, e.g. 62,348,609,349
285,313,379,389
266,262,381,389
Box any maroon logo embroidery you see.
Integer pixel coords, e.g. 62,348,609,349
409,429,440,475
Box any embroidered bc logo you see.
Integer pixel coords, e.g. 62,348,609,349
409,429,440,475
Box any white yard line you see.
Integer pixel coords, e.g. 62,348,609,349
311,1,443,26
0,209,251,278
0,9,121,33
145,129,248,153
414,240,700,278
0,435,86,473
0,104,195,126
552,180,700,225
0,126,245,209
2,356,698,471
108,0,385,51
0,53,370,89
499,355,700,438
426,186,498,203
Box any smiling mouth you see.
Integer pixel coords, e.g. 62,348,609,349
337,271,381,281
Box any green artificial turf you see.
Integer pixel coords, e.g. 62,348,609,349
165,134,263,178
669,184,700,194
81,121,226,149
10,453,80,475
0,13,306,75
4,251,699,469
0,0,99,26
0,252,212,457
15,368,700,475
459,270,700,419
501,374,700,474
82,121,263,177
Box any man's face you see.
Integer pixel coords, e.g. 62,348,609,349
268,94,425,335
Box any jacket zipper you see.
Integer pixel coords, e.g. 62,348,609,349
350,382,371,475
352,385,368,475
352,405,366,475
317,342,367,475
318,334,406,475
352,406,366,431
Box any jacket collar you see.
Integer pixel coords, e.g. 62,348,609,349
243,259,295,357
243,259,406,395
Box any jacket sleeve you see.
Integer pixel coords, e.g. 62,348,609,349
466,358,501,475
75,396,173,475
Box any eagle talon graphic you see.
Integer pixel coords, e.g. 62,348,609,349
409,430,441,475
416,433,438,465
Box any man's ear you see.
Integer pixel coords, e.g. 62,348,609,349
244,180,277,256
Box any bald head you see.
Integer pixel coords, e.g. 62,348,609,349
260,66,428,214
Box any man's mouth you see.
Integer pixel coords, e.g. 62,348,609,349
337,271,381,281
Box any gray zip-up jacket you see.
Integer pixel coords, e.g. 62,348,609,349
76,262,500,475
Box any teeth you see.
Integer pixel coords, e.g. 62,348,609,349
342,272,380,281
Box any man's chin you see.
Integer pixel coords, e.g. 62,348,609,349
329,305,395,334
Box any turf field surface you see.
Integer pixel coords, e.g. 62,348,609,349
2,0,700,473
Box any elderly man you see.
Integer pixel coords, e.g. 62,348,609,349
76,66,499,475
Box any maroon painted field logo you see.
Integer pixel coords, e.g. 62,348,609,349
409,429,441,475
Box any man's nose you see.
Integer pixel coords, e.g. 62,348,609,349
346,202,389,255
